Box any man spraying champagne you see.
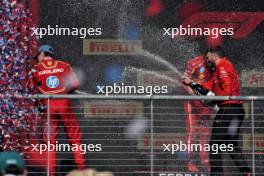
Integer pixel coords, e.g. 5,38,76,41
182,55,213,173
183,47,251,176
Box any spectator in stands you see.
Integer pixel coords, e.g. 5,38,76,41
66,169,114,176
0,151,27,176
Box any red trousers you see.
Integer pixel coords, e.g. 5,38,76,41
184,100,211,165
24,99,85,176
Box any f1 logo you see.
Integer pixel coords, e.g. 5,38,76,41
182,12,264,39
46,76,59,89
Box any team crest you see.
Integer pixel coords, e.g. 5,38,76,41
199,66,205,73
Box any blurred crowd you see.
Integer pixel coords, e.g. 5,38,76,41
0,0,39,151
0,151,114,176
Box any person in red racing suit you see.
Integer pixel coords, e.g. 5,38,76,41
183,55,212,173
27,45,85,176
183,47,251,176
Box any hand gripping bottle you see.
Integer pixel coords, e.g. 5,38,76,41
189,82,220,112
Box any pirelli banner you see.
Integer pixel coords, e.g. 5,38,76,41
137,133,185,150
137,71,181,88
241,69,264,87
243,133,264,152
84,100,144,118
83,39,143,55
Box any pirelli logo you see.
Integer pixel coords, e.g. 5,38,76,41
243,133,264,152
241,70,264,87
84,100,143,118
83,39,142,55
137,133,185,150
137,71,181,88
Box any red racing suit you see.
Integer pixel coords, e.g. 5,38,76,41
27,57,85,175
202,57,242,105
183,55,212,166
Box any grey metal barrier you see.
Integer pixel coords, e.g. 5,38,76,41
19,95,264,176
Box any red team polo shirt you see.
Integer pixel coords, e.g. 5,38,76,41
28,57,79,94
202,57,242,105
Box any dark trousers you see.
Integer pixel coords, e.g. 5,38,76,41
210,104,250,175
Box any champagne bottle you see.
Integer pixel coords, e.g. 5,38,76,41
189,82,219,112
189,82,214,96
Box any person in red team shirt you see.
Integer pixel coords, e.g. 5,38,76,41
27,45,85,176
183,47,251,176
183,55,212,173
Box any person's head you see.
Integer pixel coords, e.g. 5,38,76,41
34,45,54,62
204,46,225,64
204,46,225,72
0,152,26,176
66,169,114,176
